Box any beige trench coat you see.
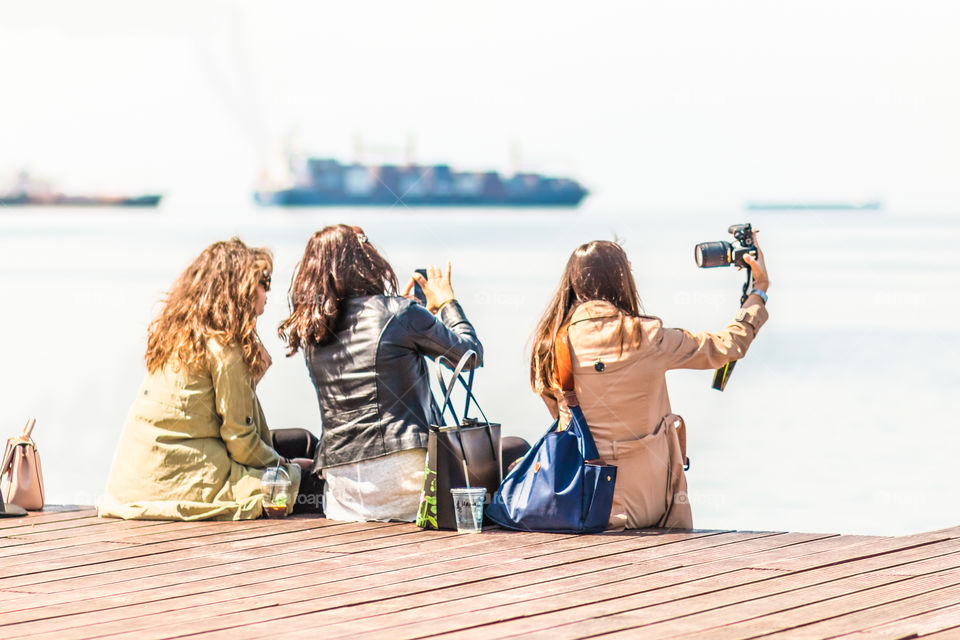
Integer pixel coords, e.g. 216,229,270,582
541,297,768,530
98,340,301,521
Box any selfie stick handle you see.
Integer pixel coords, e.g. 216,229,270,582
712,266,752,391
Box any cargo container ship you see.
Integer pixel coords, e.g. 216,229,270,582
255,157,588,207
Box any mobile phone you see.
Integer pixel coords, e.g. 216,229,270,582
412,268,428,306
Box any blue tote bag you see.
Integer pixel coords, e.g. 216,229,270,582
486,325,616,533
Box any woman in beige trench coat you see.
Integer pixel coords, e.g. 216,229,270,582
98,239,307,521
531,232,770,530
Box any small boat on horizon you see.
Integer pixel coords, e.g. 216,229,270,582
745,200,883,211
0,171,162,208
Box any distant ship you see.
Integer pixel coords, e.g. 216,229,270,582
746,200,882,211
0,171,162,208
255,157,588,207
0,193,162,207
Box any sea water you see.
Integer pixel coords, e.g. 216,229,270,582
2,203,958,535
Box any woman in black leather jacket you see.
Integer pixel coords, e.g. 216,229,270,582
279,224,528,522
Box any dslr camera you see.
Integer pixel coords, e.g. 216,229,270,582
694,223,756,269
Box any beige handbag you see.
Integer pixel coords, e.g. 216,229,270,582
2,418,45,511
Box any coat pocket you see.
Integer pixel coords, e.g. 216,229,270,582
608,425,673,528
607,414,692,529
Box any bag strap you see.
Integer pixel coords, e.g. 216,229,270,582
434,350,488,426
22,418,36,440
555,325,579,407
1,440,15,478
555,325,603,462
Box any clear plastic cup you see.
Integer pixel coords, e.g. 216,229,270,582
261,466,292,519
450,487,486,533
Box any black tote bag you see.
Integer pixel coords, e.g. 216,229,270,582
416,350,502,530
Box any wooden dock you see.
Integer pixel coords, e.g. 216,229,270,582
0,507,958,638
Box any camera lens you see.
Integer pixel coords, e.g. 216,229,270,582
694,241,732,268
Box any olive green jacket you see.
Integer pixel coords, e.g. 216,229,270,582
98,340,300,521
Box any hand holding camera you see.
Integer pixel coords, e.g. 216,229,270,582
742,231,769,293
694,223,770,390
695,223,770,296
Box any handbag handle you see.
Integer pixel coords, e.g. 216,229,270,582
1,441,13,478
431,350,486,484
555,325,603,463
434,350,488,427
435,352,489,426
22,418,36,440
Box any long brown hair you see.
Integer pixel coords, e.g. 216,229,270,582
530,240,643,392
145,238,272,379
279,224,398,354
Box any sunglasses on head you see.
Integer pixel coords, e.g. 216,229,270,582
259,272,271,292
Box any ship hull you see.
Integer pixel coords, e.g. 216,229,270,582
0,194,162,207
745,201,882,211
255,189,587,207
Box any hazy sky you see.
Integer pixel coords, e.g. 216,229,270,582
2,0,959,211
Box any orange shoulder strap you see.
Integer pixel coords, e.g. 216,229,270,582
554,325,579,407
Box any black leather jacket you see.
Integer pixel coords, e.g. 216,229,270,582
305,295,482,468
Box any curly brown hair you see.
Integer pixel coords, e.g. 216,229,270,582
279,224,398,354
145,238,273,379
530,240,643,393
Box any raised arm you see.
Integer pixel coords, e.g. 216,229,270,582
401,261,483,367
657,229,770,370
654,297,768,370
399,300,484,367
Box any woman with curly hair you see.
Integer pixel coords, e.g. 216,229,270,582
99,238,310,521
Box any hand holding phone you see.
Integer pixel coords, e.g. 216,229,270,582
402,263,455,313
412,268,428,306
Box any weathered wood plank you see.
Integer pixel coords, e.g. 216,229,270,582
413,537,960,639
11,529,736,639
838,602,960,638
660,575,960,640
0,507,94,531
758,582,960,638
0,526,557,621
224,533,845,640
0,518,366,582
524,542,960,640
0,519,404,592
65,534,824,634
0,518,183,550
1,509,956,640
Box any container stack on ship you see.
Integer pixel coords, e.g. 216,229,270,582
255,156,588,207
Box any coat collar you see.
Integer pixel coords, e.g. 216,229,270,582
569,299,623,325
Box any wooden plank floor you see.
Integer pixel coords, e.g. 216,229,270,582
0,507,957,639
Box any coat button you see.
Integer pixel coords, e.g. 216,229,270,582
594,361,605,372
245,416,253,425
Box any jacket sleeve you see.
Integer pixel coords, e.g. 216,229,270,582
654,296,769,371
209,345,281,468
399,300,484,369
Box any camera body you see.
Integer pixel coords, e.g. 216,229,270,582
694,223,756,269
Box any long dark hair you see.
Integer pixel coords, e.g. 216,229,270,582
279,224,398,354
530,240,642,392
